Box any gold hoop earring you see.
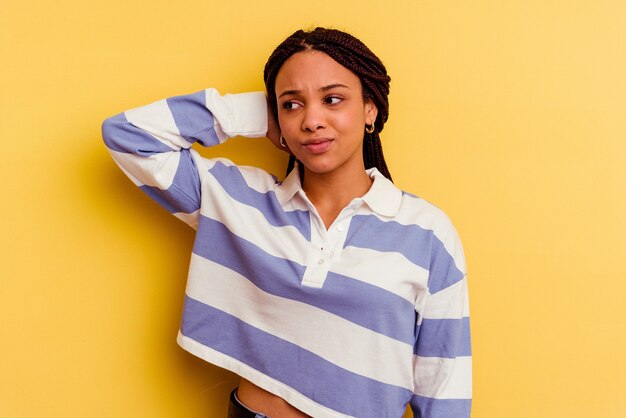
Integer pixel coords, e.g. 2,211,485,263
365,124,375,134
279,134,287,148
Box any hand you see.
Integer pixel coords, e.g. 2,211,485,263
266,96,292,155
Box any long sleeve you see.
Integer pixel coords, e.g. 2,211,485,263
101,88,268,228
410,219,472,418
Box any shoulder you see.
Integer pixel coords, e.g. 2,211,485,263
396,191,466,272
196,155,280,192
397,192,456,232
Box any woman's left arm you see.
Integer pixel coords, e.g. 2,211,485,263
410,219,472,418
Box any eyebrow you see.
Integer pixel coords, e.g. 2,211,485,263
278,83,349,98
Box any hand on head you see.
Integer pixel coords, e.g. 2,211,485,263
266,95,292,155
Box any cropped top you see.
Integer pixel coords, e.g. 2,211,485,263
102,88,471,418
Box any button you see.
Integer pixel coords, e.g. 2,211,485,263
317,259,325,265
336,224,344,231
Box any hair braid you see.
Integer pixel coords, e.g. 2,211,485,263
264,27,393,182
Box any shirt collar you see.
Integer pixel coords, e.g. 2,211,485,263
361,168,403,217
275,165,403,218
275,165,302,206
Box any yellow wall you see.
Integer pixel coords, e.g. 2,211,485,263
2,1,625,417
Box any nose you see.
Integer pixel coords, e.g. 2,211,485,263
301,103,325,132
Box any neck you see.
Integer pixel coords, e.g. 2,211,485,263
301,166,373,229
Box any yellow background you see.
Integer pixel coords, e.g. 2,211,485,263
2,1,625,417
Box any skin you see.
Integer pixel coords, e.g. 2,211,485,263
239,51,379,416
268,50,378,229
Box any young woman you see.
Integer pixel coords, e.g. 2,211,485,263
103,27,471,418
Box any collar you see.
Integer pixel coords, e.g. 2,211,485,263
275,165,403,218
275,165,303,206
361,168,403,217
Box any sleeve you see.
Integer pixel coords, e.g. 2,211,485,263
101,88,268,229
410,218,472,418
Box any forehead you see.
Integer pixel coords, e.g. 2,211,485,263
275,50,361,92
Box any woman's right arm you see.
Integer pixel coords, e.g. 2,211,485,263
102,88,268,228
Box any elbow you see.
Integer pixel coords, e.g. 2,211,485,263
101,113,127,152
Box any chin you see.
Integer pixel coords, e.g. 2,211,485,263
296,158,338,175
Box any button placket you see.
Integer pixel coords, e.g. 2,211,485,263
301,243,330,288
301,221,329,287
300,205,355,288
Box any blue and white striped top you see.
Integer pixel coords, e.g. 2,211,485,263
102,88,471,418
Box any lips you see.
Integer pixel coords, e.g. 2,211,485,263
302,138,333,154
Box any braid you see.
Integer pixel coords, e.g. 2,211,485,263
363,132,392,181
264,27,393,182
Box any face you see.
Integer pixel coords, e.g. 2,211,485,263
275,51,377,178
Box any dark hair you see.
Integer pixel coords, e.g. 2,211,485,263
264,27,393,181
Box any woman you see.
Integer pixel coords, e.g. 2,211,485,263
102,27,471,418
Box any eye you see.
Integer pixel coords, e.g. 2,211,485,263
324,95,342,105
281,101,302,111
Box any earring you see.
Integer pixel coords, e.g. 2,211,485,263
279,134,287,147
365,124,375,134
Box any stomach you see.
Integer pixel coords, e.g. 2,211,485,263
236,378,311,418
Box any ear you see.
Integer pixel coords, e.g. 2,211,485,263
364,99,378,126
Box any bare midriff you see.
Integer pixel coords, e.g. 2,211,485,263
237,378,311,417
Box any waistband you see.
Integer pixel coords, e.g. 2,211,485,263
228,388,269,418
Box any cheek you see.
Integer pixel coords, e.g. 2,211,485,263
333,109,366,134
277,112,294,132
277,106,366,136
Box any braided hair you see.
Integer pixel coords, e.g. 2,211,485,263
264,27,393,182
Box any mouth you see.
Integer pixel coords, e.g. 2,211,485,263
302,138,333,154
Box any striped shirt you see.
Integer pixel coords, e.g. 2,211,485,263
102,88,471,418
